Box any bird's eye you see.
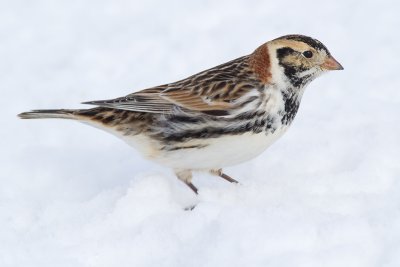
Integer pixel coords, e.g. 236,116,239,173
303,50,313,58
302,50,313,58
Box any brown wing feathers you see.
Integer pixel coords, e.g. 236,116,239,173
83,44,271,115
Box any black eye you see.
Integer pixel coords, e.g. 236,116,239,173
302,50,313,58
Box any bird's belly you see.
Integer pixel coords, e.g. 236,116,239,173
84,116,289,170
151,127,289,170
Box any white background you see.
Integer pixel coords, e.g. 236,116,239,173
1,0,400,266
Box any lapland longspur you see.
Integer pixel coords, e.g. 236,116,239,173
19,34,343,194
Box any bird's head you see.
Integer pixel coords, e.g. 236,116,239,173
253,34,343,88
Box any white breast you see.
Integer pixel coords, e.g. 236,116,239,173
149,126,289,170
147,88,290,170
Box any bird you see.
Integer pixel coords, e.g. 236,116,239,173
19,34,343,194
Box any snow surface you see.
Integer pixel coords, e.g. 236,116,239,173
2,0,400,266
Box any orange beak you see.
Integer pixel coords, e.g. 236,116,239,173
321,56,344,70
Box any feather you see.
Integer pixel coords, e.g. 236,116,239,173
82,54,266,116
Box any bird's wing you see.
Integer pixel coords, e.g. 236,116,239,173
83,55,262,116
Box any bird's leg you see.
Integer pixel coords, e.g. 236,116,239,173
210,169,239,184
175,169,198,194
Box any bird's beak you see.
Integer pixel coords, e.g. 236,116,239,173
321,56,344,70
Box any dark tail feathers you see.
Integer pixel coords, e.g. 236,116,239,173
18,109,77,120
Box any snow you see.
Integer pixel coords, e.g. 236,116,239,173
2,0,400,266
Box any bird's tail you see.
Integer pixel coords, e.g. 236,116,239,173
18,109,78,120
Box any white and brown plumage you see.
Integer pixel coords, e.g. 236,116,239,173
19,34,343,194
